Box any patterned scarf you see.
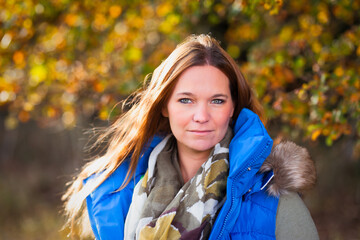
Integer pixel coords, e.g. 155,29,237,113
124,128,233,240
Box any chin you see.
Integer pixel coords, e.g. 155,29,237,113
191,142,217,153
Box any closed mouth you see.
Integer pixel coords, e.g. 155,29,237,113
188,130,213,133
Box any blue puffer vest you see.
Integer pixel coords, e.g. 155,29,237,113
85,108,278,239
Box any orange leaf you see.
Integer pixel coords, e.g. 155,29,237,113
350,93,359,103
19,110,30,122
311,129,322,141
13,51,25,65
109,5,122,18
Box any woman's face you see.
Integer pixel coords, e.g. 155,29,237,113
163,65,234,156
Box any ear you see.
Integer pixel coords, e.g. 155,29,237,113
162,107,169,117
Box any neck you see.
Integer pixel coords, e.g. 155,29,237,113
176,144,212,183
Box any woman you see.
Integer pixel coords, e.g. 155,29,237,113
63,34,319,239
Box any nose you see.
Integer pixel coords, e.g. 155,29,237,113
193,103,210,123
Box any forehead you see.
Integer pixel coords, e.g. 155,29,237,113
172,65,230,94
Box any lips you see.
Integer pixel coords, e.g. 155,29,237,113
188,130,213,135
188,130,213,132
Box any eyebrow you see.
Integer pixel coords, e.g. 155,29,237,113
176,92,230,99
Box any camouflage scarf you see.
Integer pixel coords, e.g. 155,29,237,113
124,128,233,240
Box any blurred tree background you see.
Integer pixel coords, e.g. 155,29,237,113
0,0,359,239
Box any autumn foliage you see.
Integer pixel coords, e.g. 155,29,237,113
0,0,359,149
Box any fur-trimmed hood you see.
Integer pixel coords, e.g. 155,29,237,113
260,141,317,196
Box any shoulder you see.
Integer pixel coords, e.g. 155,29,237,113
260,141,317,196
260,141,319,238
257,141,319,239
84,135,163,238
85,134,163,204
276,192,319,240
84,159,131,204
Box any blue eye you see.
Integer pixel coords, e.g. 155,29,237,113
211,99,224,104
179,98,192,104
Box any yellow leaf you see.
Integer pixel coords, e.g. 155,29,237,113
317,11,329,24
23,19,33,29
279,26,294,42
65,13,78,27
263,3,271,10
322,127,331,136
159,14,180,33
297,89,307,100
334,66,344,77
227,45,240,59
5,116,18,130
30,65,47,86
93,14,107,31
23,102,34,111
126,47,142,63
262,94,271,104
99,108,109,120
310,24,322,37
156,2,173,17
46,106,57,118
312,41,322,54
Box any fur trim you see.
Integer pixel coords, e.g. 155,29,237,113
260,141,316,196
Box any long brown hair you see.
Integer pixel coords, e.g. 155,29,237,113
62,34,264,237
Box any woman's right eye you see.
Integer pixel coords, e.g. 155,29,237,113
179,98,192,104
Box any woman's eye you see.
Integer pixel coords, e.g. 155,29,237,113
179,98,192,104
211,99,224,104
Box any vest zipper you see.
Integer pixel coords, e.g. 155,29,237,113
216,139,272,239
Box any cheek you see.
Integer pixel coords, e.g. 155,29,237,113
217,116,231,128
169,111,188,128
167,105,188,128
216,108,233,126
